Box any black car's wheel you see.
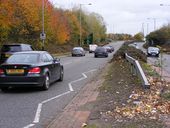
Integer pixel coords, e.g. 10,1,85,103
58,67,64,81
94,55,97,58
42,74,50,90
1,87,8,92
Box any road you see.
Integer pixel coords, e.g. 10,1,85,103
133,42,170,77
0,41,124,128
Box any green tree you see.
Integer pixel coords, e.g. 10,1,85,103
134,32,144,41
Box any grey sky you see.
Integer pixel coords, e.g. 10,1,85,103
49,0,170,35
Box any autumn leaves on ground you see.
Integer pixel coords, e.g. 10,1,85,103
86,44,170,128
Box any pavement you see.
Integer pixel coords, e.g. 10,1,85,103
46,67,105,128
151,66,170,127
151,66,170,82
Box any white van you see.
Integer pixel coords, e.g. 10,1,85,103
89,44,98,53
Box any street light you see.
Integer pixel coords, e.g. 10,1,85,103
79,3,92,46
40,0,46,50
147,23,149,35
147,18,156,31
160,4,170,6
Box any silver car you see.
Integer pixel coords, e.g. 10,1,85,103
72,47,85,56
147,47,160,57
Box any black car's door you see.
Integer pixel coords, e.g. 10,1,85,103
41,54,54,82
45,53,60,81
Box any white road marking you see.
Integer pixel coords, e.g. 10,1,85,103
33,91,71,123
23,124,35,128
23,69,97,128
68,69,97,92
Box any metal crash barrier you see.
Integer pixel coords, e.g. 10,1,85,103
125,53,150,89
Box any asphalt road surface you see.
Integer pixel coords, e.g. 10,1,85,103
133,42,170,77
0,41,124,128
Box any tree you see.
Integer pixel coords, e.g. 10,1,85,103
134,32,144,41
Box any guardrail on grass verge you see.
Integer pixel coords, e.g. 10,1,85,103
125,53,150,89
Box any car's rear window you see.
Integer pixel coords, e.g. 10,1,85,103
6,53,39,64
73,49,82,51
96,47,105,52
1,45,21,52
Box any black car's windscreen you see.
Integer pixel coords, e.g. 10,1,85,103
1,45,21,52
6,53,39,64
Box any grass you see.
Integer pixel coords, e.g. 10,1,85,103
142,62,159,77
85,124,97,128
162,91,170,100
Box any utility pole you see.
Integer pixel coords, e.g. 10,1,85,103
147,18,156,31
41,0,46,50
142,23,145,37
147,23,149,35
79,3,92,46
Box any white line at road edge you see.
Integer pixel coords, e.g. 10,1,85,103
23,69,97,128
68,69,97,91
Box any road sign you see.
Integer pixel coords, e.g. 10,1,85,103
40,33,46,40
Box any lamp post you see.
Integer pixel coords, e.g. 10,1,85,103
41,0,45,50
79,3,92,46
160,4,170,6
147,23,149,35
147,18,156,31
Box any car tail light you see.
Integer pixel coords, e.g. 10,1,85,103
28,67,41,74
0,69,4,75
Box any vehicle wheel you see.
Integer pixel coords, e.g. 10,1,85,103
42,74,50,90
94,55,97,58
58,67,64,81
1,87,8,92
105,55,108,57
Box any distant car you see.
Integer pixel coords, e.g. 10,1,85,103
108,46,115,52
147,47,160,57
94,47,108,58
0,44,34,64
103,46,114,53
89,44,98,53
72,47,85,56
0,51,64,91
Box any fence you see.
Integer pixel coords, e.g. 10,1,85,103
125,53,150,89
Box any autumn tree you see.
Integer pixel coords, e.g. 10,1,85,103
0,0,16,44
133,32,144,41
0,0,107,51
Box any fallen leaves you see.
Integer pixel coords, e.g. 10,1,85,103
106,77,170,121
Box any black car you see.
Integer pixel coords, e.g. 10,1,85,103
0,51,63,91
108,46,115,52
0,44,34,64
103,46,113,53
94,47,108,58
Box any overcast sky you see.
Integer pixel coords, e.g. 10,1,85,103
49,0,170,35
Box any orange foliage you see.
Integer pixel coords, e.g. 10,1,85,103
49,9,70,44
